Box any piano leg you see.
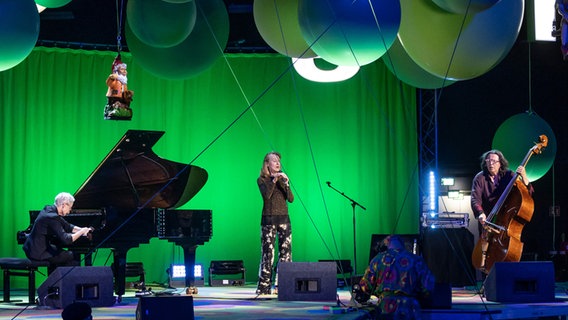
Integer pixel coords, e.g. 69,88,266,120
183,245,198,294
82,250,93,266
112,248,128,300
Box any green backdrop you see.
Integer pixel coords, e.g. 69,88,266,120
0,47,418,288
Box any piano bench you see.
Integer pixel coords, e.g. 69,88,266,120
0,258,50,304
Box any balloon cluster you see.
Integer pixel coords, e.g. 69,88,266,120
0,0,230,80
253,0,524,87
0,0,523,85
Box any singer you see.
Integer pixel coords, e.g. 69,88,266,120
255,151,294,295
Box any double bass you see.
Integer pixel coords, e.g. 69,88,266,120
471,135,548,274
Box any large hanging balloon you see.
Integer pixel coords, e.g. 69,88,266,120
492,112,556,182
126,0,229,80
253,0,316,58
127,0,196,48
382,37,457,89
398,0,523,80
35,0,71,8
298,0,401,66
0,0,39,72
431,0,501,14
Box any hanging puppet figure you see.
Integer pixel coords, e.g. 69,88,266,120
104,55,134,120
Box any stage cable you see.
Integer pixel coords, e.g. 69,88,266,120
343,0,432,238
528,41,533,113
421,0,497,308
379,0,494,305
202,0,368,284
279,0,426,291
21,1,132,309
77,0,319,276
201,0,355,296
278,0,342,265
67,1,452,301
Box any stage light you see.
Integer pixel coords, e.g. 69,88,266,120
428,171,438,214
169,264,204,287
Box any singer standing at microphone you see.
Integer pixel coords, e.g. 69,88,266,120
255,151,294,295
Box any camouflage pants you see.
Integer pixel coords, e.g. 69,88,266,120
257,223,292,292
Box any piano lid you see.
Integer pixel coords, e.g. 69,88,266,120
73,130,208,210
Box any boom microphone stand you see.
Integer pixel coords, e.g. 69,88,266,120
326,181,366,276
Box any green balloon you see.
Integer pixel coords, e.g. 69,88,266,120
127,0,196,48
298,0,401,66
253,0,316,58
126,0,229,80
382,37,456,89
492,113,557,182
35,0,71,8
398,0,523,80
431,0,500,14
0,0,39,72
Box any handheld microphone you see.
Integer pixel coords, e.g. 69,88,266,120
326,181,331,186
279,171,288,183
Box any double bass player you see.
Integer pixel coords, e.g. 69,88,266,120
471,150,533,230
471,149,534,274
471,136,547,280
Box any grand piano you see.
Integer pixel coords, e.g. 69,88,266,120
18,130,212,298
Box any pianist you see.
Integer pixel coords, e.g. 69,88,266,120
23,192,93,273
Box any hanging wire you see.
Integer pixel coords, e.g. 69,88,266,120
528,41,533,113
92,0,474,302
381,0,489,305
431,1,490,303
193,4,348,273
115,0,125,53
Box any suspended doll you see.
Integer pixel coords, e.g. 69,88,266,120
104,55,134,120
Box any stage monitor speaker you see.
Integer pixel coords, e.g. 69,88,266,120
277,262,336,301
136,295,194,320
37,266,115,309
485,261,555,303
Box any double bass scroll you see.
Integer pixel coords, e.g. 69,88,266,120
471,135,548,274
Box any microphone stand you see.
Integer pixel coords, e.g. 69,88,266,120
326,182,366,277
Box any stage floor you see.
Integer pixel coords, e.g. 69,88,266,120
1,283,568,319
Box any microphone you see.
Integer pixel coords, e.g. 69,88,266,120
326,181,331,186
278,171,287,183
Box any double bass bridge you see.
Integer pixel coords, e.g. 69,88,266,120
484,220,506,234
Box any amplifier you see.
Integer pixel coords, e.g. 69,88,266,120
422,212,469,228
